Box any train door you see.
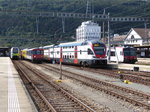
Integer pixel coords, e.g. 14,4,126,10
110,50,117,62
60,47,63,62
118,48,124,62
48,48,50,61
74,46,78,64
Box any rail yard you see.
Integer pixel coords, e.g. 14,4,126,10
1,57,149,112
1,0,150,112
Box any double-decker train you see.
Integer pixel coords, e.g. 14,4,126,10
21,48,44,63
43,40,107,66
10,47,20,59
108,46,137,63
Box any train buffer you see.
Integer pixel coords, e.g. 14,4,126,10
123,80,132,84
55,80,62,83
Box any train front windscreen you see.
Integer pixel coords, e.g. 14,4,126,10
32,50,43,55
93,43,105,55
124,48,136,56
13,48,19,53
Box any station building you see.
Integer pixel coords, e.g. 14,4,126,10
124,28,150,58
111,28,150,58
111,35,126,46
76,21,101,41
124,28,150,46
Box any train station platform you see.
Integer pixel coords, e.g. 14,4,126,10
0,57,36,112
108,61,150,72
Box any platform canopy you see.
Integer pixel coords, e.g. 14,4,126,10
0,47,10,56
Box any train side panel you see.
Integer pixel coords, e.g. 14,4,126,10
21,48,44,63
109,47,124,62
43,40,107,66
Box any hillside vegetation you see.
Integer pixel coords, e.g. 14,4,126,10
0,0,150,48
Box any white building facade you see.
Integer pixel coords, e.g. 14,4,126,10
124,28,150,46
76,21,101,41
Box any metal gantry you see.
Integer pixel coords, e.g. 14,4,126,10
0,10,150,22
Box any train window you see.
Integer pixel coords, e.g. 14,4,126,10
80,50,82,54
37,50,41,54
70,55,72,58
30,51,31,55
124,48,136,56
93,47,105,55
57,51,59,54
13,48,19,53
120,51,123,55
110,51,115,56
88,49,94,55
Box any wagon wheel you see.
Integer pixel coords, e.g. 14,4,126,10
83,61,89,67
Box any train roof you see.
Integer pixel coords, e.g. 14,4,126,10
43,45,54,49
43,40,105,49
22,47,43,51
59,41,82,47
11,47,19,49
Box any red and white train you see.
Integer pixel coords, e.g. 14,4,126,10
108,46,137,63
43,40,107,66
21,48,44,63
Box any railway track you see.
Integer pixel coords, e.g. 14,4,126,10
85,67,150,85
40,63,150,111
61,64,150,85
13,60,97,112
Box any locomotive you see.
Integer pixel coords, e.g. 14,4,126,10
108,46,137,64
10,47,20,59
43,40,107,66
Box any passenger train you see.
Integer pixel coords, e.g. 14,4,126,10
10,47,20,59
43,40,107,66
21,48,44,63
108,46,137,63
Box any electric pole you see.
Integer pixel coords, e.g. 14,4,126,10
107,13,111,63
144,22,148,38
62,18,65,33
36,17,39,35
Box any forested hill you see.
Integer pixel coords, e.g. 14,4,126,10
0,0,150,48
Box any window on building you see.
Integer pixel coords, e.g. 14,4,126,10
131,35,135,40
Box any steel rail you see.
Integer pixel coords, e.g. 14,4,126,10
40,64,150,110
70,66,150,85
15,61,96,112
13,61,57,112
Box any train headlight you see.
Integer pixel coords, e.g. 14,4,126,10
92,56,96,58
